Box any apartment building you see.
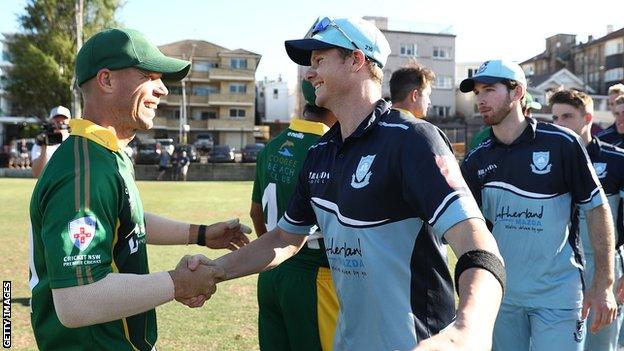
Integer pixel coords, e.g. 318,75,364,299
521,26,624,95
152,40,261,149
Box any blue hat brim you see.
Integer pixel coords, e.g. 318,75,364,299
459,76,505,93
285,39,341,66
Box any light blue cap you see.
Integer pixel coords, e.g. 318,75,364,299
285,17,391,68
460,59,527,93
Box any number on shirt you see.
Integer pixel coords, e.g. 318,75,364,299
262,183,278,231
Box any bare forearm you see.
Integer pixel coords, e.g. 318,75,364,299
587,204,616,288
250,202,267,237
214,228,304,281
52,272,174,328
145,212,192,245
455,268,502,330
31,154,46,178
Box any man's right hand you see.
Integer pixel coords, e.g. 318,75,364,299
168,255,225,307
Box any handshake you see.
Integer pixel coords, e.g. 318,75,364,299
168,254,226,308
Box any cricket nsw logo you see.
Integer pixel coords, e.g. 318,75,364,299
593,162,607,178
68,216,97,251
530,151,552,174
351,155,376,189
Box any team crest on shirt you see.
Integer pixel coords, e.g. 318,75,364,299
67,216,97,251
351,155,376,189
530,151,552,174
593,162,607,178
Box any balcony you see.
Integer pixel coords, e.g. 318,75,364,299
208,68,255,81
153,116,254,131
160,93,254,107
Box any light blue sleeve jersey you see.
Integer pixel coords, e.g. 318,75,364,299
578,138,624,288
461,119,606,309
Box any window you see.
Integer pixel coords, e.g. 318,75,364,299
229,83,247,94
229,108,246,118
400,43,416,56
1,50,10,62
434,75,453,89
605,68,624,82
230,58,247,69
167,109,180,120
273,88,279,99
433,46,452,59
431,106,451,117
201,111,217,120
605,39,624,56
193,61,218,71
192,84,218,96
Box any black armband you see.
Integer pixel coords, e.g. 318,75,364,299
454,249,505,296
197,225,207,246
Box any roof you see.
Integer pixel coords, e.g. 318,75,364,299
576,27,624,50
381,29,455,38
526,72,552,87
521,52,548,65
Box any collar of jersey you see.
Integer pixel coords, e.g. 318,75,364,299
69,119,121,152
326,99,391,145
289,118,328,136
392,107,415,118
586,137,602,158
490,117,537,147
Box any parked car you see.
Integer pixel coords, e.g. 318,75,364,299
194,134,214,153
174,144,199,163
135,142,160,164
241,143,265,163
209,145,235,163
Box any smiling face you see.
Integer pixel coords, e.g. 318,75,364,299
305,48,352,109
111,68,168,132
473,82,515,126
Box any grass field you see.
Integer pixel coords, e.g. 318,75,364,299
1,178,457,350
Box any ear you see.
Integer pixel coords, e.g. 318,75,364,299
95,68,114,93
350,49,368,71
411,89,420,102
513,86,524,102
584,112,593,125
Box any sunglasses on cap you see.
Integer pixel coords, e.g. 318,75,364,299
312,17,362,52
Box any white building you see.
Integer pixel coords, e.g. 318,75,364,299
256,76,296,123
0,34,12,117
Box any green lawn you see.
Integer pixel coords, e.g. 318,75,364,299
1,178,457,350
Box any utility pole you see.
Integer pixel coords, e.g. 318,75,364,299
72,0,83,119
179,43,196,144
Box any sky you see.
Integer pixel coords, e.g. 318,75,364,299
1,0,623,88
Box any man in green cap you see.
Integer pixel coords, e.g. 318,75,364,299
250,80,337,351
29,28,251,350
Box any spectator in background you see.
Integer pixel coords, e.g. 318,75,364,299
156,144,173,180
178,150,190,181
32,106,71,177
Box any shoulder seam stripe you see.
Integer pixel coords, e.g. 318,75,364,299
73,140,81,212
82,138,91,210
602,149,624,158
536,129,574,142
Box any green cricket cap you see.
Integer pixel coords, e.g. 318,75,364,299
75,28,191,86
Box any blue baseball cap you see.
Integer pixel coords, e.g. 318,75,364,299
285,17,391,68
460,59,527,93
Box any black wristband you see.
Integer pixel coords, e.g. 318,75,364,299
197,225,207,246
454,249,505,296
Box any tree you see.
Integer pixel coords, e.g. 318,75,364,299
5,0,122,118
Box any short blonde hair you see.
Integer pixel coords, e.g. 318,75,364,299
608,83,624,95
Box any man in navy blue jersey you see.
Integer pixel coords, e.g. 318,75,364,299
185,17,506,350
551,88,624,351
460,60,617,351
596,84,624,146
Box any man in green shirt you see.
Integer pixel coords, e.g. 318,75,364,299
250,80,338,350
29,28,251,351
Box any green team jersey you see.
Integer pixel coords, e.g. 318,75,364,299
29,119,156,351
252,118,330,267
